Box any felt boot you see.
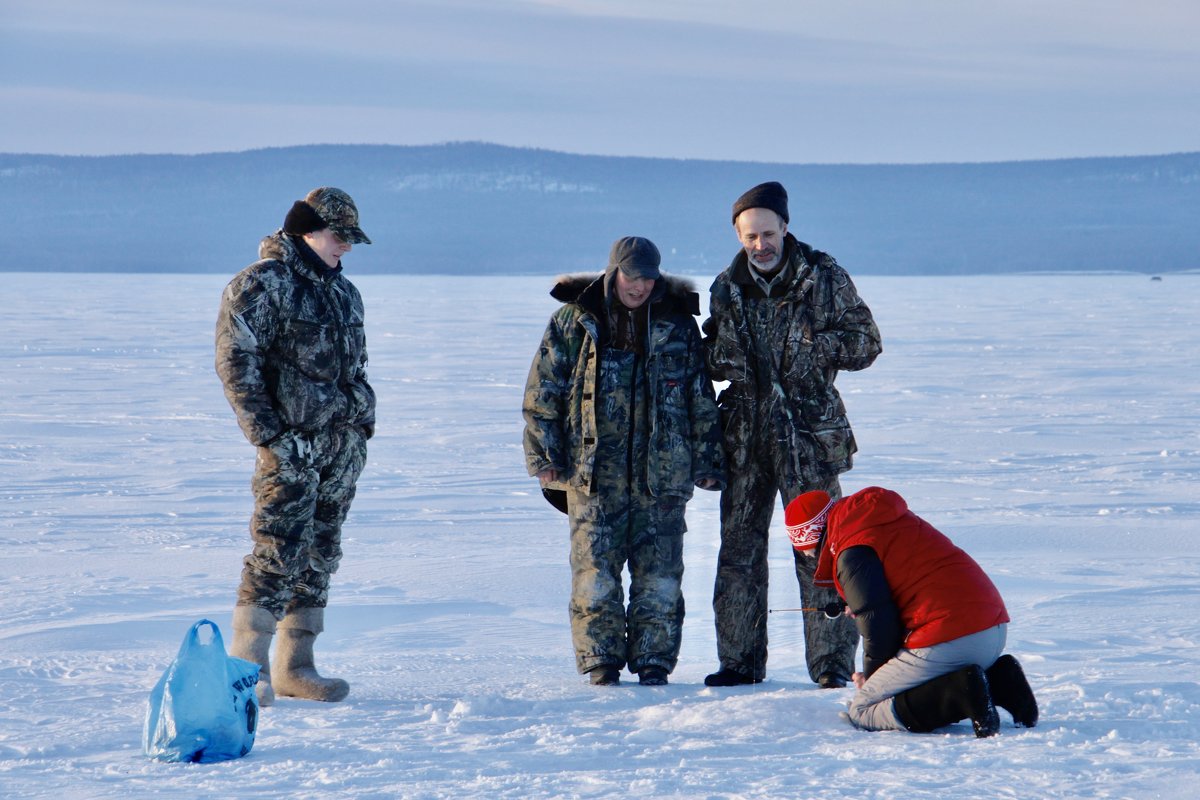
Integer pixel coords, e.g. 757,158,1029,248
229,605,277,707
986,654,1039,728
271,607,350,702
893,665,1000,738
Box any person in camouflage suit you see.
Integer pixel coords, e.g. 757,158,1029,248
702,181,882,689
214,187,375,706
523,236,725,686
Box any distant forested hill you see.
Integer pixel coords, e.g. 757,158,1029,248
1,143,1197,275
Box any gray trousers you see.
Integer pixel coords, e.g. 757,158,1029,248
847,624,1008,732
237,425,368,618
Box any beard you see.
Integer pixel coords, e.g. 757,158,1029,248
747,247,782,274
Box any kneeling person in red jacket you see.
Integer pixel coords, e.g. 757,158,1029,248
787,487,1038,737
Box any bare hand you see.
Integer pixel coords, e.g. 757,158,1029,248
537,469,559,486
852,672,866,690
697,478,720,490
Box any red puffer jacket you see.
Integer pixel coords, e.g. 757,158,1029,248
813,487,1009,649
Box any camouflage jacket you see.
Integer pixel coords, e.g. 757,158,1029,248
703,234,881,480
215,231,376,446
523,272,725,499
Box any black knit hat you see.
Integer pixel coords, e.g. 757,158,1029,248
731,181,789,225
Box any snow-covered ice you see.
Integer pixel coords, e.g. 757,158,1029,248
1,272,1197,799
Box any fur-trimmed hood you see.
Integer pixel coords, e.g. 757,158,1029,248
524,268,725,511
549,272,701,317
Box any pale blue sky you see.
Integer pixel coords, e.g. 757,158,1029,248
2,0,1196,163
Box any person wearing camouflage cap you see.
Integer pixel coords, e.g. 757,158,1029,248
523,236,725,686
215,187,375,706
702,181,882,690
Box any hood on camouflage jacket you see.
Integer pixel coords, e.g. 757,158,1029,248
702,234,881,483
522,271,725,501
214,231,376,446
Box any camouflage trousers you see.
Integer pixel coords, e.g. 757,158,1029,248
237,425,368,618
713,457,858,683
566,486,687,675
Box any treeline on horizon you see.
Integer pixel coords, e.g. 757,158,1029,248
2,143,1198,275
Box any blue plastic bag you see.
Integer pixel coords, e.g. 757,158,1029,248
143,619,260,763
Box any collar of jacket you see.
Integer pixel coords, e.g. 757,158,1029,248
259,231,342,283
730,234,820,300
290,234,344,281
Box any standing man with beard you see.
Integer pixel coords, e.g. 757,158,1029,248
523,237,725,686
703,182,882,689
215,187,375,706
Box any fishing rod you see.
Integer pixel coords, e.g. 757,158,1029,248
768,601,847,619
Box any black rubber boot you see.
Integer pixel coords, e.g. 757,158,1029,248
893,665,1000,738
986,654,1039,728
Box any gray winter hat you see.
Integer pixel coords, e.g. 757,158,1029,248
607,236,661,280
305,187,371,245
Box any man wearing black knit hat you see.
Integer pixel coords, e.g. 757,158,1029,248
215,187,375,707
702,181,882,689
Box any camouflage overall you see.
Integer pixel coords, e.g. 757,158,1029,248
566,348,687,674
238,425,368,616
704,235,881,682
715,464,854,682
523,272,725,676
216,231,376,618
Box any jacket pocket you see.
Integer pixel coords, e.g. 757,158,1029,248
281,318,340,382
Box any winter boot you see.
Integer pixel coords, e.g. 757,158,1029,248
704,667,761,687
986,654,1039,728
893,665,1000,738
638,666,669,686
271,607,350,702
818,672,848,689
229,605,277,707
589,665,621,686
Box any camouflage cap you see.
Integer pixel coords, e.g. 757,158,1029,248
305,187,371,245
